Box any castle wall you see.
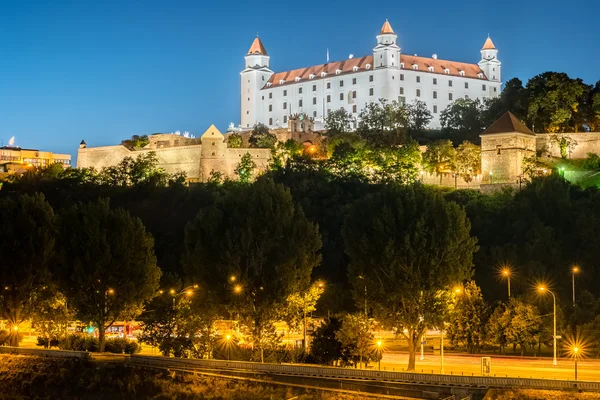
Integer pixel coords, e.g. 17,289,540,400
536,132,600,159
481,133,535,184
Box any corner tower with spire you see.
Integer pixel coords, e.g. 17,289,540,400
241,36,273,128
373,19,401,69
478,36,501,84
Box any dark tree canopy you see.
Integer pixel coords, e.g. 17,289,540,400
0,194,56,343
343,185,477,370
56,199,161,351
183,178,322,361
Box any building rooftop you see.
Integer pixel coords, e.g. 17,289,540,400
264,53,487,89
247,37,268,56
380,20,394,35
482,111,534,135
482,37,496,50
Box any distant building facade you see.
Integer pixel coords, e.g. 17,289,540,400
240,20,502,131
0,146,71,175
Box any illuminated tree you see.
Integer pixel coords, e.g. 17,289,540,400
454,141,481,183
234,152,257,183
447,281,488,353
227,133,243,148
324,108,354,136
422,139,456,184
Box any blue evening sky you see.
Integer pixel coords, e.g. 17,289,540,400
0,0,597,159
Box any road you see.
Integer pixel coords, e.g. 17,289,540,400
379,352,599,381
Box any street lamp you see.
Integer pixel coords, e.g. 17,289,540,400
501,268,511,298
233,285,242,294
489,171,493,184
225,334,232,360
574,346,579,381
538,286,558,366
572,266,580,306
376,340,383,371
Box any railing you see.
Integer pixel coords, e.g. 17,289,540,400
0,346,90,359
128,354,600,392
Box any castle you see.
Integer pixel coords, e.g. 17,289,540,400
240,20,502,131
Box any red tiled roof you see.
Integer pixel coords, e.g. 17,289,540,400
248,37,268,56
482,112,534,135
264,54,487,88
482,37,496,50
380,20,394,34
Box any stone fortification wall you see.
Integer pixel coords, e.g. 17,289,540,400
481,134,535,184
77,145,203,179
536,132,600,159
420,172,482,189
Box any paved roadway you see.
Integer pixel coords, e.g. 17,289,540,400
379,352,600,381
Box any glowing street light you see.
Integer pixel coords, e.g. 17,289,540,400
572,266,580,306
233,285,242,294
574,346,579,381
376,340,383,371
538,286,558,366
225,334,232,360
230,275,236,282
501,268,511,298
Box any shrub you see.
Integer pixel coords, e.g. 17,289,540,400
0,329,23,346
582,153,600,170
104,338,141,354
37,336,60,349
58,335,99,352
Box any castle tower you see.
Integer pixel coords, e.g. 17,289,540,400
480,112,535,185
200,124,228,181
373,20,401,69
478,36,501,83
241,37,273,129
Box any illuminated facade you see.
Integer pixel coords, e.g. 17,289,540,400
0,146,71,173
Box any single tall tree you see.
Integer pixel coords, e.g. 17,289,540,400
0,194,56,345
183,178,321,362
422,139,456,184
447,281,489,353
343,185,477,371
56,199,161,352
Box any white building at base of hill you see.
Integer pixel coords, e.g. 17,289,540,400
240,20,501,131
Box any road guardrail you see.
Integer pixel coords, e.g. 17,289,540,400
0,346,90,359
128,354,600,392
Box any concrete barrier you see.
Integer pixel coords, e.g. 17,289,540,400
128,354,600,391
0,346,90,359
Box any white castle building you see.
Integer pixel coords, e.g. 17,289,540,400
240,20,501,130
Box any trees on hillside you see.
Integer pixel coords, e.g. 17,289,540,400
447,281,488,353
440,98,487,144
249,123,277,148
422,139,456,184
455,141,481,183
0,194,56,345
183,179,322,362
55,199,161,352
343,185,477,370
234,153,257,183
325,108,354,136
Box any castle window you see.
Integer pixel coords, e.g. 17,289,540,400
433,78,437,85
352,78,357,85
478,73,484,79
261,96,264,100
369,75,374,82
313,97,317,105
269,93,272,99
497,145,501,155
400,62,404,68
459,70,465,76
295,77,301,82
352,66,358,72
327,95,331,103
299,99,303,107
400,87,404,95
340,93,344,100
280,80,285,85
269,118,273,125
284,116,288,123
211,152,215,156
400,74,404,81
465,95,469,99
283,90,287,96
340,80,344,87
494,87,497,92
262,76,264,81
412,64,418,70
433,105,438,113
313,85,317,91
327,82,331,89
212,142,215,146
444,68,450,74
449,80,453,87
428,66,434,72
369,88,374,96
433,91,437,99
299,87,303,94
353,105,357,113
321,72,327,77
352,91,356,98
449,93,453,101
366,64,371,69
313,111,317,118
465,82,469,89
482,84,487,91
336,69,342,75
398,96,405,105
269,105,272,112
310,74,315,79
283,102,287,109
416,76,421,83
416,89,421,97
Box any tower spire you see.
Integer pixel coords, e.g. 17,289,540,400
247,37,268,56
380,19,395,34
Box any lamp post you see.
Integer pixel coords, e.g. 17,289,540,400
572,266,579,306
538,286,557,366
376,340,383,370
502,268,511,298
489,171,493,184
574,347,579,381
